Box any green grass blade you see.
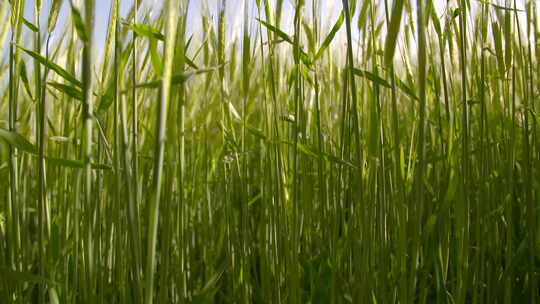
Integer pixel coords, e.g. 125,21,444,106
314,11,344,62
19,47,82,87
384,0,405,66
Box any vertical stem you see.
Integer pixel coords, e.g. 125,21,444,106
144,0,178,302
8,0,23,279
81,0,95,301
38,34,51,304
132,0,141,207
457,0,469,302
291,2,303,303
342,0,362,203
410,0,427,301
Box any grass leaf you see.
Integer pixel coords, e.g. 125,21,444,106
23,18,39,32
0,128,38,154
130,23,165,40
70,2,88,41
48,0,63,33
19,47,82,87
314,11,344,62
352,68,391,88
48,82,84,100
384,0,405,66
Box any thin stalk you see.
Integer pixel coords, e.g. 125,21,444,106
132,0,140,207
457,0,470,302
409,0,427,301
81,0,96,301
291,2,303,303
144,0,179,302
8,3,21,278
37,33,52,304
342,0,362,202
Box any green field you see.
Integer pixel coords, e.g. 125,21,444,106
1,0,540,303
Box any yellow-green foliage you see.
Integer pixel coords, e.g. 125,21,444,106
1,0,539,303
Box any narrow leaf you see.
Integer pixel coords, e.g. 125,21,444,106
352,68,391,88
150,38,163,76
130,23,165,40
257,18,312,65
48,0,63,33
384,0,405,66
0,128,38,154
19,47,82,87
256,18,292,44
70,2,87,41
314,11,344,62
23,18,39,32
19,62,34,100
48,82,83,100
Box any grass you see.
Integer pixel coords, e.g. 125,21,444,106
1,0,540,303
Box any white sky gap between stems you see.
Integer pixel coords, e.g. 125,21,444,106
1,1,535,68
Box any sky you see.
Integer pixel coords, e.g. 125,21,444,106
19,0,351,50
17,1,534,41
6,0,536,63
0,0,535,87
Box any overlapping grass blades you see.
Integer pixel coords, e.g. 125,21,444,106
1,0,540,303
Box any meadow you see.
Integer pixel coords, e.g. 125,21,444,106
1,0,540,303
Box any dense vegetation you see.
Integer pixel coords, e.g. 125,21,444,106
1,0,540,303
